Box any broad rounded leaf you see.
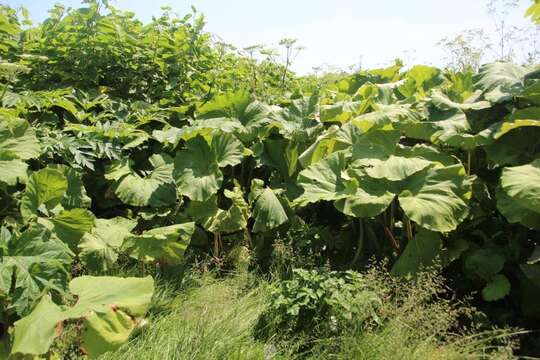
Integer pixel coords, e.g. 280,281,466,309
391,229,442,277
0,159,27,185
294,151,356,207
482,274,511,302
79,217,137,271
106,157,176,207
174,136,222,201
11,295,65,356
335,168,395,218
483,127,540,166
352,129,401,159
496,187,540,229
46,208,95,250
398,65,443,99
320,101,358,123
365,156,432,181
399,165,471,232
474,62,529,102
0,224,72,316
299,126,342,167
122,223,195,265
352,104,417,130
335,188,394,219
152,120,242,147
212,133,245,167
250,183,288,233
198,90,251,120
395,144,457,167
189,186,250,233
12,276,154,358
49,164,91,209
500,159,540,213
494,119,540,140
20,168,67,220
0,117,40,160
464,248,506,281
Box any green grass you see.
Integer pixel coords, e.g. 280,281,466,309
92,268,519,360
99,273,275,360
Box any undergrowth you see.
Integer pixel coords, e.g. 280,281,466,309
80,266,520,360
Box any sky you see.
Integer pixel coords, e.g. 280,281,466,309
3,0,536,74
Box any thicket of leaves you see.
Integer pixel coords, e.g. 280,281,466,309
0,0,539,357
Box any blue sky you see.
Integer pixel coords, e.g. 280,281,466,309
3,0,535,73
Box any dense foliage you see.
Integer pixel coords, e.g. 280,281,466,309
0,0,539,357
255,269,381,342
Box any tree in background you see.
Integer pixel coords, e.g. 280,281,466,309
439,0,539,71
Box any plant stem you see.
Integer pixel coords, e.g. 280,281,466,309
384,226,400,252
281,46,291,89
389,200,395,234
349,218,364,267
213,232,220,257
404,215,413,243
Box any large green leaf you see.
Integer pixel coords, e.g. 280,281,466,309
391,229,442,277
0,159,27,186
261,138,299,178
364,155,432,181
152,119,243,147
500,159,540,213
335,162,395,218
464,248,505,281
249,179,288,233
352,104,417,131
105,155,176,207
398,65,443,99
48,164,91,209
0,117,40,160
11,276,154,358
79,217,137,271
320,101,359,124
0,224,72,316
493,118,540,140
518,79,540,105
10,295,65,356
482,274,511,301
269,93,322,141
430,89,491,112
198,91,252,120
20,168,68,220
483,126,540,166
334,185,395,218
211,132,246,167
121,223,195,265
496,187,540,229
474,62,529,102
399,165,472,232
294,151,356,207
352,129,401,159
488,108,540,140
189,185,250,233
44,208,95,250
394,144,457,167
299,126,343,167
174,136,222,202
197,91,270,142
